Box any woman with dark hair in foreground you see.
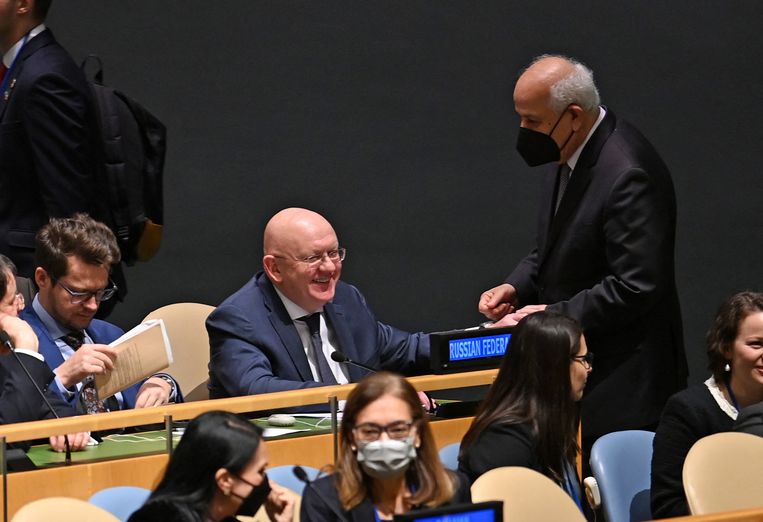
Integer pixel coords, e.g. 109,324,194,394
458,311,590,513
651,291,763,518
300,371,470,521
129,410,294,522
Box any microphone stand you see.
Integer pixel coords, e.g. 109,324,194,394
0,331,71,465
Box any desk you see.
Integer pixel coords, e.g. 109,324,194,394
1,370,495,518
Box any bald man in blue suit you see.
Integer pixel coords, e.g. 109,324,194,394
207,208,430,398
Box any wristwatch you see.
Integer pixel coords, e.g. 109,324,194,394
153,373,177,400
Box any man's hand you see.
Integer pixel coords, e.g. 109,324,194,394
134,376,172,408
49,431,91,452
478,283,518,320
265,481,296,522
417,391,435,412
54,344,118,388
488,304,547,328
0,314,39,354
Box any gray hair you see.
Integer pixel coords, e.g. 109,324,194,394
530,54,601,113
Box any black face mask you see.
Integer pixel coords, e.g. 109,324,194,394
516,107,574,167
232,472,271,517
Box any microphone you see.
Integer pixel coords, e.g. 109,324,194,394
292,465,350,522
330,350,377,374
0,330,72,465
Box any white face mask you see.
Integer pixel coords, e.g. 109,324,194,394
356,436,417,480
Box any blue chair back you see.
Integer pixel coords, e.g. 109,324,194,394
438,442,460,471
268,464,321,495
589,430,655,522
88,486,151,521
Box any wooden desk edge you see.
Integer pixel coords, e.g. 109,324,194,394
0,370,496,442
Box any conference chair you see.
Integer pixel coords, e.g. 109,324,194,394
142,302,215,401
471,466,586,522
683,431,763,515
268,464,322,495
584,430,654,522
438,442,460,471
88,485,152,521
12,497,120,522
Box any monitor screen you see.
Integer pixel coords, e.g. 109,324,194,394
429,326,513,373
393,501,503,522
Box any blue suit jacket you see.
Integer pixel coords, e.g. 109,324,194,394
207,272,430,398
21,307,142,409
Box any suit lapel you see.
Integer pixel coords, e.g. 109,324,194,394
540,110,617,264
259,276,315,381
22,307,66,370
0,30,54,118
324,301,367,381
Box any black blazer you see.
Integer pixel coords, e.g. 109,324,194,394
0,351,75,424
734,401,763,437
0,29,99,276
506,109,687,440
300,470,472,522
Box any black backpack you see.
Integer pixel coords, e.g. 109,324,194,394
82,55,166,265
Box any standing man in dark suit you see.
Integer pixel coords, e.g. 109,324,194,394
478,55,687,450
0,0,100,277
207,207,430,398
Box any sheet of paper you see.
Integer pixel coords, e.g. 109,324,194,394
95,319,173,398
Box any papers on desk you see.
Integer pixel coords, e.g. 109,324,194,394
95,319,173,399
263,427,311,438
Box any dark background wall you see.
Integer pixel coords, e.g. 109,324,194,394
50,1,762,385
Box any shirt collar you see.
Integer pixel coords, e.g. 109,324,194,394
566,106,606,171
2,23,46,68
32,293,74,340
273,286,322,321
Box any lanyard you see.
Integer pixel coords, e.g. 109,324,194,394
1,31,31,97
562,461,584,513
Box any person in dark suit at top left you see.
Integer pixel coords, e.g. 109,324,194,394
207,207,430,399
0,0,100,278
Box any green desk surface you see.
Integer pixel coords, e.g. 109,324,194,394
26,415,334,468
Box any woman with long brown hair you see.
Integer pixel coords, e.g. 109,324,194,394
300,372,470,521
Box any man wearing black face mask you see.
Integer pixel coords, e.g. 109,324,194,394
478,54,687,456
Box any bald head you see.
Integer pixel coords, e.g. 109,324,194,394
262,208,342,312
264,208,336,255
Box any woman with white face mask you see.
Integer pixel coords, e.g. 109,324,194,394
300,372,471,521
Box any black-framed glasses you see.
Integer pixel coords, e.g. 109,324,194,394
353,420,415,442
52,276,118,304
571,351,594,370
274,247,346,267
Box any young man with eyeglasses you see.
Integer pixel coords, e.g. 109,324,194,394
21,213,180,413
207,207,431,400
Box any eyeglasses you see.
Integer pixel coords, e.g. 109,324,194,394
274,247,346,267
352,420,415,442
571,351,594,370
52,277,118,304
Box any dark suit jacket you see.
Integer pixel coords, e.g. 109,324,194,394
734,401,763,437
21,306,143,409
505,109,687,440
300,471,471,522
207,272,430,398
0,351,76,424
0,29,99,276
